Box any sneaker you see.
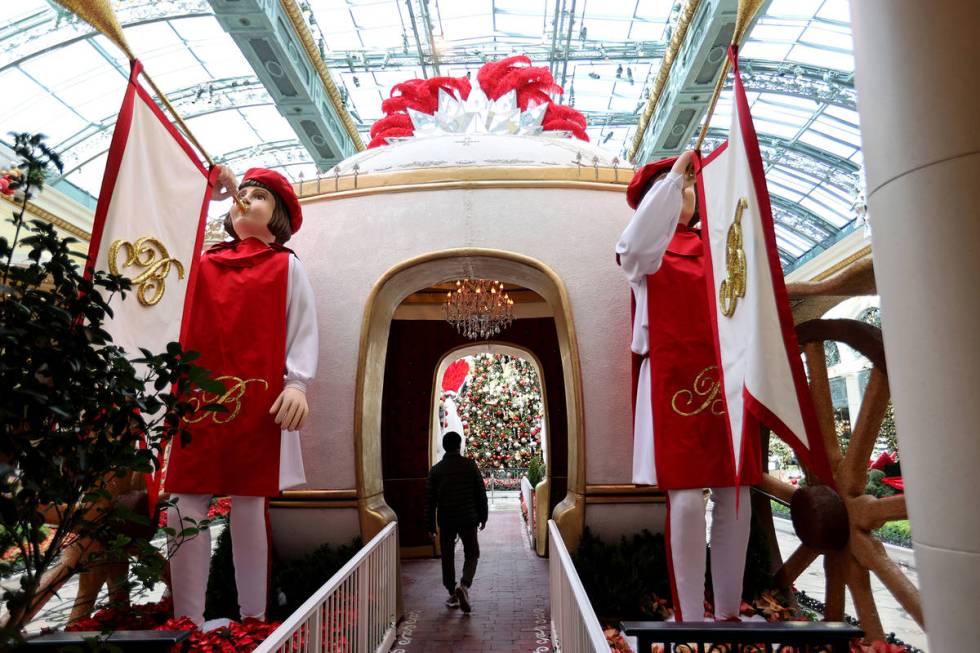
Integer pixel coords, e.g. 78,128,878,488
445,594,460,609
455,584,471,614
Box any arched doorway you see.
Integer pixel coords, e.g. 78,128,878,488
353,249,585,554
431,344,553,555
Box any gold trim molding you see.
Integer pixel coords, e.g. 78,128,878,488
812,245,872,282
296,165,629,201
1,195,90,241
279,0,364,151
269,489,359,509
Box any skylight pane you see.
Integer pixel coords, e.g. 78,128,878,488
787,44,854,70
69,151,109,199
0,69,87,144
766,183,805,203
242,106,298,142
800,25,852,50
187,111,261,157
19,42,124,124
817,0,851,22
798,130,857,157
749,24,805,42
627,20,668,42
765,0,822,19
739,41,793,61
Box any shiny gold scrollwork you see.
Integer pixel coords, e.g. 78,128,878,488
108,237,185,306
671,366,725,417
183,376,269,425
719,197,748,318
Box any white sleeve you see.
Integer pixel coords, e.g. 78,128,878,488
616,171,684,283
284,256,318,393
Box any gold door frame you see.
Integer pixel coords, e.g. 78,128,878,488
353,248,587,552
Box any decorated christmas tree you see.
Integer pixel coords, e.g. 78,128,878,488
454,353,544,471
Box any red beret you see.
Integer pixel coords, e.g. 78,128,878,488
626,156,677,209
242,168,303,234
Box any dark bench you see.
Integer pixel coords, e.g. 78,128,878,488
21,629,192,653
621,620,864,653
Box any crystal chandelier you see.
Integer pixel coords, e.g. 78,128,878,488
444,279,515,340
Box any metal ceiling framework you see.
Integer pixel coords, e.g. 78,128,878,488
0,0,865,270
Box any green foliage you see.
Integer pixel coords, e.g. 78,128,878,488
527,455,545,487
0,132,217,644
573,527,672,619
204,522,362,622
873,519,912,549
770,499,791,518
574,514,778,619
865,469,898,498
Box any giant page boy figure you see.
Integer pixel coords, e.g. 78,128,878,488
616,150,761,621
166,167,318,626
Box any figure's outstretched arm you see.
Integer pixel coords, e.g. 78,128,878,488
615,150,695,281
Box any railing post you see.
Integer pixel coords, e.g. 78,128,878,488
357,564,368,652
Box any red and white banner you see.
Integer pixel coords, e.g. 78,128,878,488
84,59,216,512
85,59,216,358
696,46,835,487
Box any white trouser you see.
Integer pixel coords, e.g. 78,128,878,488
168,494,269,627
667,486,751,621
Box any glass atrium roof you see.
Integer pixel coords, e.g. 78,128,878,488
0,0,864,269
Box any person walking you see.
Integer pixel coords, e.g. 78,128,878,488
425,431,488,614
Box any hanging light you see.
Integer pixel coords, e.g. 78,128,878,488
444,279,515,340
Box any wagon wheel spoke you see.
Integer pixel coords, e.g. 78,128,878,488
823,550,847,621
802,341,842,475
758,474,797,505
850,530,924,628
851,494,908,532
775,544,819,587
841,369,890,497
844,552,885,641
869,494,907,524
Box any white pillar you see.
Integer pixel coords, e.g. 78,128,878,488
850,2,980,649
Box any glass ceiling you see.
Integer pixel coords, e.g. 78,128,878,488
0,0,863,269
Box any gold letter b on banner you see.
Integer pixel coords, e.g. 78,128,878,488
719,197,748,318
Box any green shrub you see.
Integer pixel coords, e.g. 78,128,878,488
572,518,777,619
873,520,912,548
573,527,672,620
527,456,545,487
865,469,898,498
205,522,362,621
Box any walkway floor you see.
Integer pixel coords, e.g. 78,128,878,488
393,503,552,653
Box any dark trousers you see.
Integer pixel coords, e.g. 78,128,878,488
439,523,480,594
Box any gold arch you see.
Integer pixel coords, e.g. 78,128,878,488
353,248,587,552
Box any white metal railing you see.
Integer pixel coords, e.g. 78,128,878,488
255,522,399,653
548,520,609,653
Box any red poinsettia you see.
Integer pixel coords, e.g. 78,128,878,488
368,57,588,147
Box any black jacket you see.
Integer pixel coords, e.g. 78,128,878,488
424,451,489,532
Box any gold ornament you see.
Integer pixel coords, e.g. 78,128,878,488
108,237,185,306
184,376,270,425
719,196,748,318
671,366,725,417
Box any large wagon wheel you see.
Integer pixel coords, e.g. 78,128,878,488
757,318,923,641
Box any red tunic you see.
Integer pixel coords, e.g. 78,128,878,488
643,225,761,489
165,238,290,497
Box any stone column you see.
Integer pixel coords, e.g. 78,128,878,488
850,2,980,649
